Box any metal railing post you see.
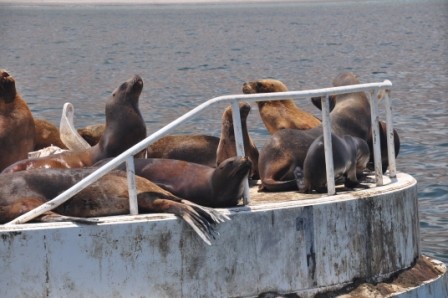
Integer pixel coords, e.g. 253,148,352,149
321,95,336,195
383,86,397,177
231,100,250,205
125,156,139,215
369,89,384,186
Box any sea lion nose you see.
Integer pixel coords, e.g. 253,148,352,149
1,71,10,78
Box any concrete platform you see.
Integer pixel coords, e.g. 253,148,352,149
0,172,446,297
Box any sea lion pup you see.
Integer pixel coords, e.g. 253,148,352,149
242,78,321,133
0,168,229,245
295,133,370,193
0,69,35,172
258,72,373,192
95,156,252,208
367,120,400,173
216,102,259,179
2,74,146,173
34,118,67,150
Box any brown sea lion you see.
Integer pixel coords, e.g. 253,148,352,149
216,102,259,179
295,133,370,193
0,69,35,172
34,118,67,150
77,123,106,146
242,79,321,133
146,135,219,168
146,102,258,171
0,168,229,245
2,74,146,173
258,72,373,192
96,156,252,208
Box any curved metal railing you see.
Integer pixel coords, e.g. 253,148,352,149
6,80,395,225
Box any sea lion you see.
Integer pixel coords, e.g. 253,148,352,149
96,156,252,208
295,133,370,193
0,168,229,245
77,123,106,146
146,135,220,168
258,72,373,192
2,74,146,173
242,79,321,133
367,120,400,173
145,102,258,171
0,69,35,172
34,118,67,150
216,102,259,179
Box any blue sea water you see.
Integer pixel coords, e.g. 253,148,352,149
1,0,447,263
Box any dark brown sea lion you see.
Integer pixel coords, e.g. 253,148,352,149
34,118,67,150
242,79,321,133
2,74,146,173
216,102,259,179
96,156,252,208
295,133,370,193
0,69,35,172
0,168,229,245
145,102,258,171
146,135,219,168
258,72,373,192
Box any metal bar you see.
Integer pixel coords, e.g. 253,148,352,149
6,81,393,225
368,89,384,186
125,156,139,215
231,101,250,205
384,88,397,177
321,95,336,195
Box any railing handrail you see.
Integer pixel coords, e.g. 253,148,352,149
5,80,394,225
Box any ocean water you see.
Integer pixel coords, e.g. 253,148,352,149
1,0,447,263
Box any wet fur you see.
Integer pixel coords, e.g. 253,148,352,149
295,134,370,193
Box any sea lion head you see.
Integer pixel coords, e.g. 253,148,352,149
242,79,288,94
222,101,251,125
332,72,360,87
0,69,17,104
212,156,252,205
111,74,143,106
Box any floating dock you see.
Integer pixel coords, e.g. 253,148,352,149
1,173,446,297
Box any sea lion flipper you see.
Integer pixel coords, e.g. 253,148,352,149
59,102,92,151
39,211,101,225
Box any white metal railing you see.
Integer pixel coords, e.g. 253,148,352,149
5,80,395,225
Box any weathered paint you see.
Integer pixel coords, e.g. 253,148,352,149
0,173,445,297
